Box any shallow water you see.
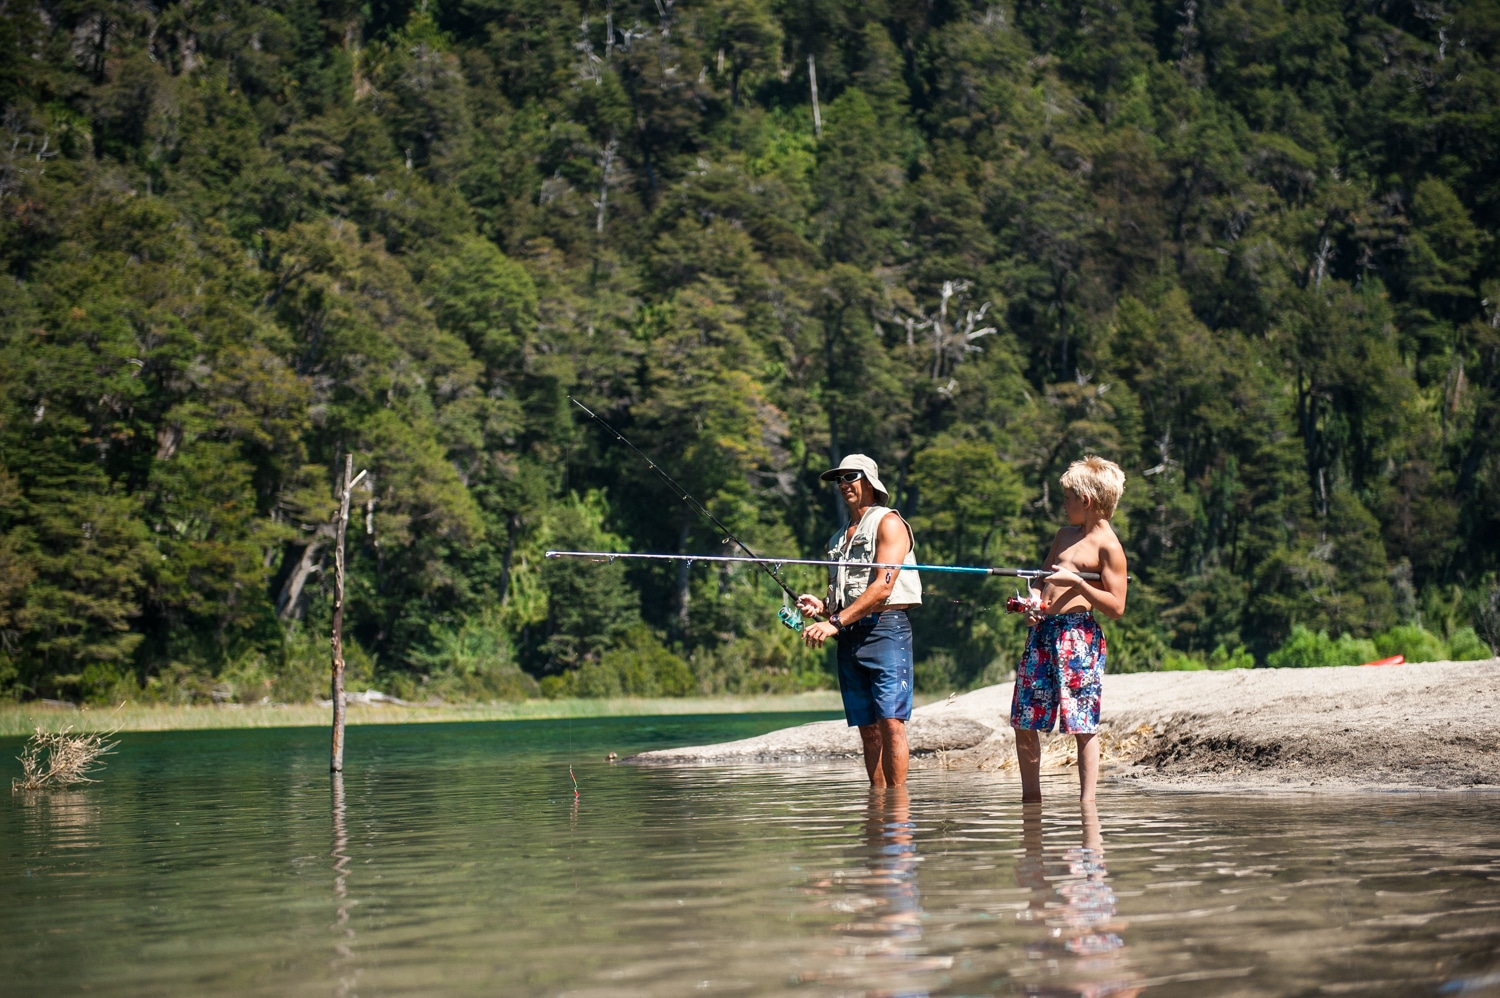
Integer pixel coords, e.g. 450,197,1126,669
3,715,1498,998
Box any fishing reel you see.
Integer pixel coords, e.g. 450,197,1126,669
1005,590,1047,615
777,597,805,633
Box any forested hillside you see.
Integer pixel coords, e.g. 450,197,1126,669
2,0,1498,704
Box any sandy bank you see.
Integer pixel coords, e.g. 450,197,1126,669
629,660,1500,791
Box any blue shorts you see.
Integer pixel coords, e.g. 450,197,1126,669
836,610,914,727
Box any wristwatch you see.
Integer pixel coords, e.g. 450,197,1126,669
830,613,844,633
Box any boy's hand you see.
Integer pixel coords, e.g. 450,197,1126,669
1047,565,1083,587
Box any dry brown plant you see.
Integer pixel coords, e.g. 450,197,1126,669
1045,723,1156,769
984,724,1157,772
11,725,119,792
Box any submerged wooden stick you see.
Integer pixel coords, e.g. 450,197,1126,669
330,455,367,774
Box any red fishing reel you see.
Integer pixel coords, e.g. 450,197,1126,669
1005,591,1046,615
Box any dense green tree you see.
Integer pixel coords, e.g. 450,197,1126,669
1,0,1499,701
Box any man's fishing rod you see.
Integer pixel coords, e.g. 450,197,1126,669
544,550,1103,582
566,397,809,612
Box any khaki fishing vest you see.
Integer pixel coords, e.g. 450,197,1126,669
826,506,923,612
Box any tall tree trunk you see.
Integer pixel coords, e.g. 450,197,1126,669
676,521,692,632
498,513,519,605
808,54,822,138
276,528,332,621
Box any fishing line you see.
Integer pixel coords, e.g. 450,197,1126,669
567,396,812,627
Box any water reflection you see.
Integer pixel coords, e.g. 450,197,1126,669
1014,802,1139,998
19,790,101,848
331,773,357,998
5,722,1500,997
800,787,951,995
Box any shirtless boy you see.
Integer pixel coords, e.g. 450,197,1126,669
1011,456,1128,804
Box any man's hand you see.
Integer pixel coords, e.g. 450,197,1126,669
797,594,825,617
802,620,839,648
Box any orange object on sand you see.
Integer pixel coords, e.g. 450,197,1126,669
1362,655,1404,667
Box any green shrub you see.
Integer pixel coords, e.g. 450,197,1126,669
79,663,142,704
403,608,539,702
273,629,377,703
1101,623,1170,674
140,663,219,704
1160,651,1207,671
916,651,959,692
1373,624,1449,663
1157,643,1253,672
1266,626,1379,668
0,657,19,701
1447,627,1495,661
688,624,834,696
1208,644,1255,670
545,626,692,698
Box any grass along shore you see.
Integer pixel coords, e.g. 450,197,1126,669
0,692,846,738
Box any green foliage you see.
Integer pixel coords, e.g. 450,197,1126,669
909,440,1026,564
1373,625,1450,665
1161,644,1254,672
1,0,1499,703
1446,628,1494,662
542,625,693,699
915,651,959,693
1266,627,1380,669
688,625,834,696
1268,619,1497,669
1159,652,1206,672
404,607,540,702
537,493,641,671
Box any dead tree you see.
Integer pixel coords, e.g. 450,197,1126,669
330,455,367,774
808,54,822,138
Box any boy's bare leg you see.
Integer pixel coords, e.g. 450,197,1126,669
1080,798,1102,853
859,724,886,787
879,718,908,787
1075,732,1099,803
1014,728,1042,802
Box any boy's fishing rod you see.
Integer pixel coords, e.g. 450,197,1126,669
566,397,805,606
544,549,1103,582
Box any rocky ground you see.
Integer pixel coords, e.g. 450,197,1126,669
630,660,1500,791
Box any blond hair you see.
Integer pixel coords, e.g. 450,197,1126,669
1059,455,1126,519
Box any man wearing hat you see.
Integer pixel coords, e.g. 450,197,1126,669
797,454,922,788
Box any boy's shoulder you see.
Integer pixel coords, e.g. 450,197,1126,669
1094,522,1127,571
1051,523,1084,542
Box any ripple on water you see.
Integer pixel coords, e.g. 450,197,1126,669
2,718,1498,997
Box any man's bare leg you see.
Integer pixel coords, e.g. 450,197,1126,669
878,717,908,787
1075,732,1099,803
859,724,886,787
1014,728,1042,802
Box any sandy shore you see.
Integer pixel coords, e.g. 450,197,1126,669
630,660,1500,791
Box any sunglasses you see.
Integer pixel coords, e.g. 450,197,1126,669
833,471,864,484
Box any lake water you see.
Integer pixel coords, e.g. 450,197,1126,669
3,714,1498,997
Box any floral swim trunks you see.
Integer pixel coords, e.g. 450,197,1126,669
1010,611,1106,733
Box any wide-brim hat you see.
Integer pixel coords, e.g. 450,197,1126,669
819,453,889,504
